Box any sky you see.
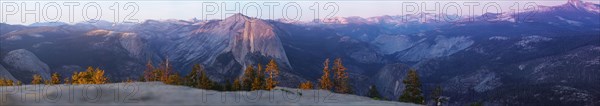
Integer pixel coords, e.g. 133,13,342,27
0,0,598,25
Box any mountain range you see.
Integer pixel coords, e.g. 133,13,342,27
1,0,599,105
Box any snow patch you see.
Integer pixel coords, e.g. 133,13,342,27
516,35,553,49
28,33,44,38
489,36,509,40
32,42,54,48
519,64,526,70
6,36,22,40
586,57,600,65
590,46,600,51
552,85,592,102
556,16,582,26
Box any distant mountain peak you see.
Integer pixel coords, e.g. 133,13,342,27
567,0,585,10
568,0,583,6
564,0,600,13
224,13,253,22
231,13,249,18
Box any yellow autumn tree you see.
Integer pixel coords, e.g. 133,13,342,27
299,81,314,89
0,78,10,86
71,73,81,84
0,79,21,86
165,74,181,85
92,68,108,84
6,80,13,86
31,74,43,84
71,72,81,84
0,78,16,86
318,59,333,90
0,78,6,86
72,67,109,84
264,59,280,90
72,67,91,84
50,72,61,84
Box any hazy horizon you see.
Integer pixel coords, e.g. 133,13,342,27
1,0,598,25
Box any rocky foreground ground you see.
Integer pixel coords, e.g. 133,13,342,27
0,82,419,106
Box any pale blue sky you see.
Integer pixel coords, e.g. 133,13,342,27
0,0,598,25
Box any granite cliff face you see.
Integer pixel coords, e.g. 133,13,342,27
154,14,294,82
166,14,290,68
1,49,51,81
0,64,17,80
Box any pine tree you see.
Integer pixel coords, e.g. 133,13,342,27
146,59,182,85
210,82,222,91
143,60,156,81
469,102,483,106
299,81,314,89
32,74,43,84
252,64,265,90
158,59,174,83
398,69,424,104
232,78,242,91
241,65,256,91
264,59,279,90
367,85,383,100
431,85,445,106
333,58,352,94
185,64,202,87
198,66,213,89
151,69,162,82
318,59,333,90
125,78,134,83
50,72,61,84
224,80,233,91
137,75,145,82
